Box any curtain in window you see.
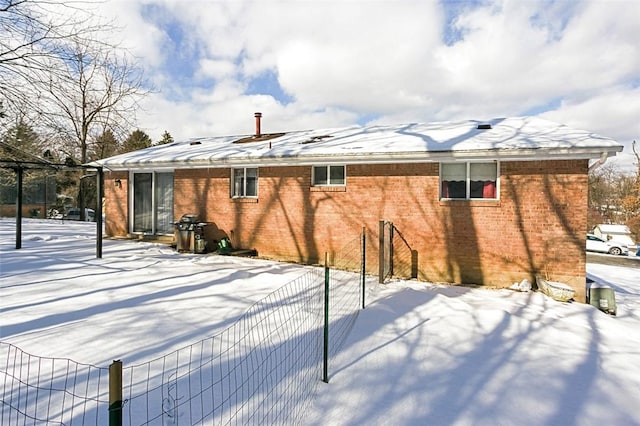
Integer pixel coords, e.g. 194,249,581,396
470,163,497,199
441,163,466,198
442,162,497,199
482,181,496,198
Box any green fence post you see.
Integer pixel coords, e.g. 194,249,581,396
109,360,123,426
322,252,330,383
361,227,366,309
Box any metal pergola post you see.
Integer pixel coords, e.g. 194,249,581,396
96,167,103,258
2,159,104,258
15,167,23,249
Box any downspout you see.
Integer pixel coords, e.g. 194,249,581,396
589,151,609,172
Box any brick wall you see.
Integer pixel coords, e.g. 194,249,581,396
104,171,129,237
109,159,590,301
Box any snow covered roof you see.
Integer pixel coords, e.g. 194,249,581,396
594,224,632,235
93,116,623,171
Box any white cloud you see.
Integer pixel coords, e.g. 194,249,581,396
540,86,640,174
57,0,638,174
541,88,640,143
196,59,237,80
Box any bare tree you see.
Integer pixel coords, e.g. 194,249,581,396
39,37,148,163
2,1,150,220
0,0,104,117
633,141,639,176
1,1,149,157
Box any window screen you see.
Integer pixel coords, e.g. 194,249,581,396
232,168,258,197
313,165,345,186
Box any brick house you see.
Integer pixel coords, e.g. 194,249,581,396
94,115,623,302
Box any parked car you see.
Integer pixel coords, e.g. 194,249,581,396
586,234,629,256
64,208,96,222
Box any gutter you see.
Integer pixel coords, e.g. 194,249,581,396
588,151,609,172
93,146,623,171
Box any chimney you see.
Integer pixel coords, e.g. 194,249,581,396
254,112,262,138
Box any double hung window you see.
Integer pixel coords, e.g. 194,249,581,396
232,168,258,197
312,165,345,186
440,162,498,200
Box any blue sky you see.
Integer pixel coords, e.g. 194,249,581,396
97,0,639,171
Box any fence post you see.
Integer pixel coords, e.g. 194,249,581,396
389,223,394,277
322,252,330,383
109,360,123,426
361,227,366,309
378,220,384,283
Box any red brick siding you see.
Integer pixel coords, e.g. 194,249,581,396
111,159,589,301
104,171,129,237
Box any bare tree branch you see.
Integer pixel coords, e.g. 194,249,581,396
35,35,149,162
1,0,150,162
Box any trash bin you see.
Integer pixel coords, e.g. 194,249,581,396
587,281,617,316
174,214,208,253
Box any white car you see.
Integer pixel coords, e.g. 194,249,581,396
586,234,629,256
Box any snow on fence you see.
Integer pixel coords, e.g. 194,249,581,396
1,232,366,425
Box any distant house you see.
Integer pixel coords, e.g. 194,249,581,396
93,115,623,302
592,224,636,249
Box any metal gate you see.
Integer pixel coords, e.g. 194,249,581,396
379,220,393,283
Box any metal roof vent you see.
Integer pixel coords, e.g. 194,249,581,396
300,135,333,145
477,123,492,130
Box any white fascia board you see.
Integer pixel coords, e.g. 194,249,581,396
98,145,623,170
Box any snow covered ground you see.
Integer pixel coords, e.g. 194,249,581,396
1,218,639,425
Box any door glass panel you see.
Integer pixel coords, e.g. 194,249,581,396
133,173,152,233
155,172,174,234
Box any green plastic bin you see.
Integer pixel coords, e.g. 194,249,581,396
218,237,232,255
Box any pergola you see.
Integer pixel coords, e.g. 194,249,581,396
0,155,104,258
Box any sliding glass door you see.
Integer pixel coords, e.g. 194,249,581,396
155,172,174,234
133,173,152,233
132,171,174,235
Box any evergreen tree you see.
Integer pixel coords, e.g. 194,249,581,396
1,120,42,156
0,121,47,206
120,129,152,153
159,130,174,145
90,130,120,160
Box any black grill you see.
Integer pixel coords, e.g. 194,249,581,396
175,214,208,253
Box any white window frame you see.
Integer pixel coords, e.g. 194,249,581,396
129,169,175,235
312,165,346,187
440,161,499,200
231,167,258,198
